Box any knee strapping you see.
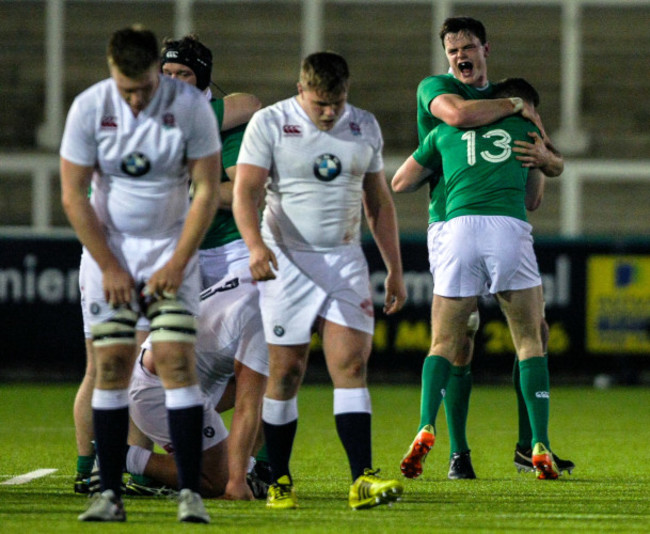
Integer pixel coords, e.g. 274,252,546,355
91,307,138,348
146,297,197,343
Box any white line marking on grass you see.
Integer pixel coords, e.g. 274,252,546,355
1,469,57,485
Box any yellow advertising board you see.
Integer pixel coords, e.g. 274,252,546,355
586,255,650,353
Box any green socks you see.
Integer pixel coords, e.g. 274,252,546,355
444,364,472,455
519,356,551,449
256,444,270,464
419,355,452,433
513,356,532,448
76,455,95,477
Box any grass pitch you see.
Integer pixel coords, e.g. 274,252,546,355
1,383,649,533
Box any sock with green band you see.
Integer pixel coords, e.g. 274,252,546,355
419,355,452,432
444,364,472,456
514,353,549,448
513,356,531,449
76,455,95,477
255,444,270,464
519,356,551,449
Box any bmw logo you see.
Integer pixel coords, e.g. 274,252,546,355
204,426,215,438
313,153,341,182
90,303,101,315
273,325,285,337
121,152,151,177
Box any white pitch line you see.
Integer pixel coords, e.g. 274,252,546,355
1,469,58,485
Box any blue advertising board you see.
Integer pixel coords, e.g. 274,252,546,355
1,235,648,381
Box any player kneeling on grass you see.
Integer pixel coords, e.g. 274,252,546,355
125,270,269,500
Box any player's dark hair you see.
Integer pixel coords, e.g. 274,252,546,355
493,77,540,107
300,51,349,96
439,16,487,46
160,34,213,91
107,25,159,78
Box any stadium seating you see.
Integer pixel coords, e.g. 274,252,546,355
0,1,649,234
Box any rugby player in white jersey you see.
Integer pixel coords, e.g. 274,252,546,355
233,51,407,510
126,269,269,499
72,34,265,498
60,26,221,523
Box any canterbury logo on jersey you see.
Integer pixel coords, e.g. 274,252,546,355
535,391,550,399
282,124,302,136
349,121,361,136
100,115,117,129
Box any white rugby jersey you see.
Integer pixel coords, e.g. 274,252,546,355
60,75,220,238
195,271,268,395
237,96,384,251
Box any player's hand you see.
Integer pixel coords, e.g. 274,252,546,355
513,131,551,168
521,106,547,137
248,244,278,281
383,271,407,315
147,261,185,299
222,480,255,501
102,263,135,307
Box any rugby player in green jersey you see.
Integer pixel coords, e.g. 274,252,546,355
394,15,571,481
394,77,572,481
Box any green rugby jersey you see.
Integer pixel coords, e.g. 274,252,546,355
413,115,540,222
416,73,494,224
200,99,246,250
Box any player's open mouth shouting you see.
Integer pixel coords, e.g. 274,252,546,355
457,61,473,79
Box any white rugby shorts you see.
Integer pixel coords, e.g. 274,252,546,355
259,245,374,345
434,215,542,297
80,231,201,330
79,251,148,337
427,221,444,284
128,357,228,452
199,239,250,289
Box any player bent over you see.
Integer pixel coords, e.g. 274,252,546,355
126,270,269,500
60,26,221,523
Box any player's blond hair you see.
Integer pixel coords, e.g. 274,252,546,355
299,51,349,96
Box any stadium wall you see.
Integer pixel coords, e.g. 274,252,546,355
1,235,648,385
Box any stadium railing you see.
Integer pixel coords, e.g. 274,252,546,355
1,153,649,237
